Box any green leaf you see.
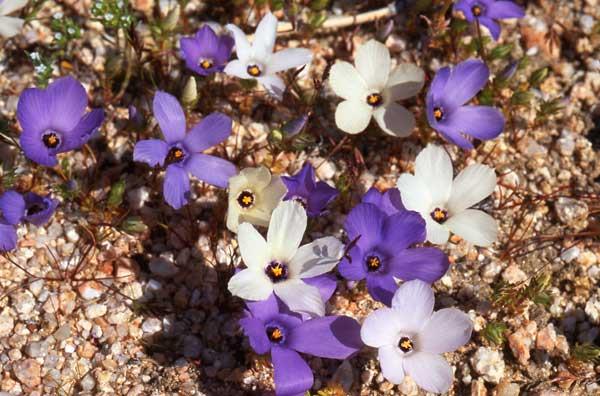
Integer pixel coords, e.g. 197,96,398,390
450,18,469,35
270,0,285,10
572,343,600,362
530,66,549,88
478,86,494,106
489,44,513,60
310,0,329,11
107,178,126,208
510,90,533,107
309,11,327,29
120,216,148,234
482,321,507,346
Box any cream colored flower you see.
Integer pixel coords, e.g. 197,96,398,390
226,166,286,233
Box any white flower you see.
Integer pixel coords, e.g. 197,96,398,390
328,39,424,136
396,144,498,246
224,12,312,100
361,280,473,394
0,0,28,38
228,200,343,317
227,166,286,233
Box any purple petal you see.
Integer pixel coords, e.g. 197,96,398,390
344,203,385,249
453,0,476,21
307,181,339,217
303,273,337,303
47,76,88,132
442,59,489,109
133,139,168,167
427,66,451,105
362,187,405,216
246,293,281,321
390,247,449,283
19,129,57,166
153,91,186,143
436,123,477,149
381,210,426,251
163,165,190,209
366,274,398,306
17,88,51,134
214,34,234,65
0,190,25,225
488,1,525,19
185,153,237,188
194,25,220,57
0,223,17,251
442,105,504,142
479,16,501,40
61,108,104,151
240,316,271,355
338,246,367,281
22,193,58,226
183,112,232,152
271,346,313,396
288,316,363,359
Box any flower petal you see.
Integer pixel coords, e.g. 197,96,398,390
390,247,449,283
444,209,498,247
442,59,489,109
289,316,363,359
225,24,251,61
240,317,271,355
153,91,186,143
355,40,390,91
418,308,473,354
362,187,405,215
271,346,313,396
185,153,237,188
488,1,525,19
223,59,250,79
228,268,273,301
47,77,88,132
334,100,372,134
360,307,404,348
373,103,415,137
267,48,312,74
424,217,451,245
22,193,58,226
62,108,104,151
381,210,426,251
0,223,17,251
303,273,337,304
183,112,232,152
328,61,368,101
252,12,278,61
378,345,406,384
163,165,190,209
390,279,434,334
403,352,453,394
366,274,399,306
344,203,385,248
19,129,56,166
385,63,425,101
288,236,343,279
0,190,25,225
237,222,268,271
428,66,451,104
414,144,453,206
0,0,27,14
443,105,504,143
479,16,502,40
274,279,324,317
133,139,168,167
267,201,307,263
447,163,496,214
395,174,431,214
17,87,51,134
257,75,286,100
338,246,367,281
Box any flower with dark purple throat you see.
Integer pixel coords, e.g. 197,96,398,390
180,25,234,76
426,59,505,149
240,294,363,396
133,91,237,210
23,192,59,226
17,76,105,167
338,200,449,306
454,0,525,41
281,162,339,217
0,190,25,251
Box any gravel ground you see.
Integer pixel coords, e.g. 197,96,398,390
1,0,599,395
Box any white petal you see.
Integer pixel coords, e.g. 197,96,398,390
226,24,252,61
267,48,312,74
396,173,431,214
444,209,498,247
403,352,453,394
234,166,272,192
0,16,23,37
0,0,27,15
252,12,277,61
447,164,496,214
417,308,473,354
226,202,242,233
414,144,453,206
227,268,273,300
289,236,343,279
237,223,268,270
361,307,404,348
257,75,286,100
257,175,286,211
328,61,368,101
267,201,307,263
385,63,425,101
372,103,415,137
391,280,434,334
355,39,390,91
224,59,250,79
274,279,324,317
424,217,451,245
334,100,372,134
378,345,406,384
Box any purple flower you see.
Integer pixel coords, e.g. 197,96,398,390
361,187,405,216
22,192,59,226
17,76,105,167
339,203,449,306
240,294,363,396
180,25,234,76
0,190,25,251
281,163,339,217
426,59,505,149
133,91,237,209
454,0,525,41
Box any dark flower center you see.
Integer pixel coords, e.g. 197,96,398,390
366,93,383,107
266,326,284,343
265,261,288,282
42,132,61,149
292,196,308,209
199,58,214,70
433,107,444,121
165,147,185,165
26,203,46,217
247,64,262,77
398,336,414,353
237,190,255,209
430,207,448,224
365,255,382,272
472,4,483,17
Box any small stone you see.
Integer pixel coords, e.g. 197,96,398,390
85,303,107,319
65,226,80,243
78,341,97,359
560,246,580,263
556,130,575,156
471,378,487,396
13,359,41,388
495,381,520,396
141,318,162,334
127,186,151,210
0,312,15,337
59,291,77,314
398,375,419,395
78,281,104,300
13,290,36,316
54,323,71,341
149,256,179,277
115,257,139,283
80,374,95,391
183,335,202,358
470,347,505,384
536,324,557,352
584,294,600,324
554,198,589,229
502,264,527,284
508,321,537,365
25,341,49,358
